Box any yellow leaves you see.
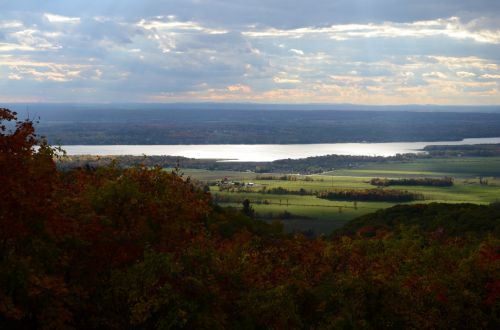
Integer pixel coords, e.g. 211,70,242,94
129,297,158,325
1,107,499,328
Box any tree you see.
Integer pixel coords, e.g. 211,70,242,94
242,199,255,217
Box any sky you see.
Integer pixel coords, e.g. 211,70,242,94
1,0,500,105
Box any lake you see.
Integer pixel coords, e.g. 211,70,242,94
61,137,500,162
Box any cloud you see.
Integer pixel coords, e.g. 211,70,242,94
0,18,67,53
137,16,227,35
0,2,499,104
134,16,230,53
6,1,499,28
429,56,499,70
0,20,23,29
289,48,304,55
273,77,301,84
456,71,476,78
0,43,36,51
423,71,448,79
0,56,100,81
227,84,252,93
44,13,80,24
243,17,500,44
481,74,500,79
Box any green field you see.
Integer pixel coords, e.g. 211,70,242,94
178,157,500,235
328,157,500,178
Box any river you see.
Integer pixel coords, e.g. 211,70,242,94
61,137,500,162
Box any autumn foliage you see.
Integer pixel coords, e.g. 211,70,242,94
0,108,498,329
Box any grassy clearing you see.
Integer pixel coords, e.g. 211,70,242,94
178,157,500,235
210,179,499,234
171,168,256,181
328,157,500,178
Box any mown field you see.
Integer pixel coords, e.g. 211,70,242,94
330,157,500,178
176,157,500,235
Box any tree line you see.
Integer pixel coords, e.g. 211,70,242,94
370,177,454,187
1,108,498,329
317,189,423,202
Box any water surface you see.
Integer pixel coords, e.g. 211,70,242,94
62,137,500,162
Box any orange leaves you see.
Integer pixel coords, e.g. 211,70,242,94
0,109,59,242
0,108,17,121
1,107,499,328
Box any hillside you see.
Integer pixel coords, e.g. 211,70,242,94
335,203,500,237
24,107,500,145
1,108,498,329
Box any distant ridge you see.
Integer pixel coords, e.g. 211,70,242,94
5,102,500,113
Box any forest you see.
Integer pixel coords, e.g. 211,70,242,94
317,189,423,202
29,107,500,145
370,177,454,187
58,145,500,174
424,144,500,157
58,153,427,174
1,107,499,329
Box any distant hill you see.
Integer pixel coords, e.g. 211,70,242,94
2,107,499,329
4,105,500,145
335,203,500,237
6,102,500,114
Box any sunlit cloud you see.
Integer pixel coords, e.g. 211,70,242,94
0,2,499,105
243,17,500,44
0,56,105,82
289,48,304,55
0,43,36,51
44,13,81,24
137,16,227,34
456,71,476,78
432,55,497,69
423,71,448,79
0,26,63,52
273,76,301,84
482,74,500,79
0,20,23,29
227,84,252,93
135,16,229,53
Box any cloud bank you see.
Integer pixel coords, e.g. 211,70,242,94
0,0,499,104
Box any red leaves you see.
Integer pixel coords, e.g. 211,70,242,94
479,243,500,263
484,280,500,305
0,109,59,242
1,107,499,328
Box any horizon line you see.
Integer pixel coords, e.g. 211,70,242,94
3,102,500,107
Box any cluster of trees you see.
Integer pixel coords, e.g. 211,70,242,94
256,174,315,181
59,153,427,175
335,202,500,238
318,189,423,202
370,177,454,187
58,154,218,171
216,185,314,196
212,194,275,207
424,144,500,157
1,108,498,329
260,186,312,196
38,108,500,145
260,153,427,174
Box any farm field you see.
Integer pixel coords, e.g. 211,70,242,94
329,157,500,178
177,157,500,235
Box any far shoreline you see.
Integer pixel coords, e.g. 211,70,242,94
58,137,500,162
